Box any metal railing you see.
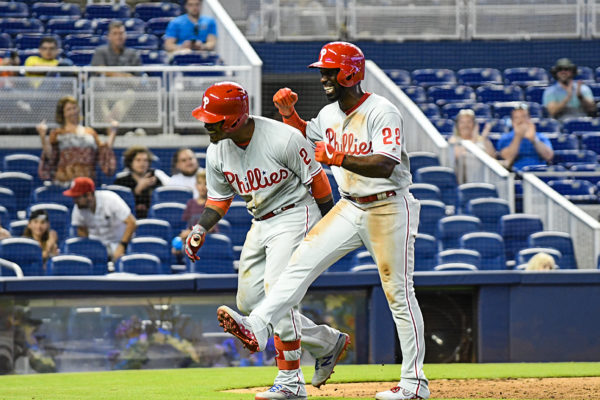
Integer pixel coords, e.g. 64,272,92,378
522,173,600,270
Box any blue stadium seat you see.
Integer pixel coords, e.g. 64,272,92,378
528,231,576,269
384,69,411,86
525,85,548,104
562,117,600,134
534,118,560,133
504,67,549,86
85,4,130,19
46,18,94,36
125,33,158,50
0,238,43,276
433,262,478,272
47,255,94,276
408,152,440,175
499,214,543,261
187,233,235,274
0,2,28,18
0,32,11,48
117,253,162,274
401,86,427,103
0,206,9,230
437,249,481,269
574,66,594,83
128,237,171,274
92,18,144,35
328,247,365,272
31,3,80,22
413,166,457,207
418,103,439,118
492,101,542,119
0,18,44,35
466,197,510,233
409,183,441,202
545,133,578,151
485,119,509,134
350,263,377,273
429,117,454,135
427,85,475,106
148,202,186,233
135,218,172,242
222,201,253,248
520,164,566,173
31,185,73,209
553,150,598,167
569,163,600,172
411,68,456,87
66,49,94,66
352,250,374,267
62,237,109,274
145,17,174,37
9,220,27,237
0,187,17,222
134,2,182,21
415,233,437,271
517,247,562,267
476,85,523,103
457,68,502,86
28,203,69,244
0,172,33,212
457,183,498,212
139,49,168,65
587,83,600,101
3,153,40,187
63,34,106,51
170,51,220,65
0,257,22,277
103,185,135,214
417,200,446,236
437,215,481,250
581,132,600,154
442,102,491,119
547,179,597,204
151,186,193,206
460,232,506,270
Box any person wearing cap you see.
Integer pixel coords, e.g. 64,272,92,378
22,209,59,264
543,58,596,121
63,177,136,261
497,103,554,171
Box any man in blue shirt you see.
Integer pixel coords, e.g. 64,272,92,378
164,0,217,53
497,104,554,171
542,58,596,121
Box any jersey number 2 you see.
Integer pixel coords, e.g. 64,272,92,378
299,148,311,165
382,127,401,145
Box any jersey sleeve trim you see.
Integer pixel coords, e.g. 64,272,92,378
207,194,235,202
373,150,402,163
302,164,322,185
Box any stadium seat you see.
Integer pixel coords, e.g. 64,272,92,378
427,85,475,106
401,86,427,103
437,249,481,268
66,49,94,66
0,2,28,18
148,202,187,233
415,233,437,271
31,185,73,209
569,163,600,172
460,232,506,270
562,117,600,134
504,67,549,86
587,83,600,102
134,2,182,21
47,255,94,276
222,201,254,248
0,257,23,277
62,237,109,274
0,187,18,221
525,85,548,104
457,183,498,212
352,250,374,267
117,253,162,274
46,18,94,36
92,18,144,35
466,197,510,232
547,179,597,204
0,18,44,35
544,133,578,151
408,152,440,175
413,166,457,207
128,237,171,274
85,4,130,19
0,206,9,230
499,214,543,261
418,103,439,118
528,231,577,269
581,132,600,154
429,118,454,136
520,164,567,173
0,238,43,276
442,102,491,119
411,68,456,87
328,248,366,272
350,264,377,273
170,51,220,66
384,68,411,86
433,262,478,272
28,203,69,244
553,150,598,167
575,66,594,83
492,101,542,119
476,85,523,103
188,233,235,274
63,34,106,51
0,32,11,48
417,200,446,236
9,220,27,237
517,247,562,267
145,17,174,37
457,68,502,86
151,186,193,206
103,185,136,215
485,118,509,134
139,49,168,65
0,172,33,212
409,183,442,202
3,153,41,187
135,218,172,242
125,33,159,50
31,3,80,21
437,215,481,250
533,118,560,133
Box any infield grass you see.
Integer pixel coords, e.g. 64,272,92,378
0,362,598,400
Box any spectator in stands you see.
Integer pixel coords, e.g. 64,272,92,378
0,216,10,240
63,177,136,261
181,169,208,233
0,50,20,85
22,209,59,264
113,146,169,218
497,103,554,171
449,109,496,183
37,96,117,185
168,148,200,198
526,252,557,271
24,37,60,77
163,0,217,54
543,58,596,121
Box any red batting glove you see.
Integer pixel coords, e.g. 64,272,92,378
184,224,206,261
315,141,345,167
273,88,298,118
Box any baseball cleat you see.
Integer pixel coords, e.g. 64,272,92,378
311,332,350,388
375,386,427,400
216,305,268,352
255,384,307,400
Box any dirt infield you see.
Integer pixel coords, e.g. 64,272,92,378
228,377,600,399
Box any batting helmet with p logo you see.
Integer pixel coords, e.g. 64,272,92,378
309,42,365,87
192,82,249,132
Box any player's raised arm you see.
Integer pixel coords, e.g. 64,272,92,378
273,88,307,136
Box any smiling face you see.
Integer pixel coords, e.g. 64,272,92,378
203,120,230,144
320,68,343,102
176,149,199,176
62,101,80,125
27,217,49,238
556,67,574,85
456,113,476,140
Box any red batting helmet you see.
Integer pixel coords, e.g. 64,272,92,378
308,41,365,87
192,82,249,132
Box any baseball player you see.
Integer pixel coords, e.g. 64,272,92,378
184,82,350,400
214,42,430,400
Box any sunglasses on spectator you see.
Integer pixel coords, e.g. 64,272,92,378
193,24,199,36
512,102,529,111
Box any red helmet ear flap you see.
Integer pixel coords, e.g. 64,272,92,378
192,82,249,132
308,42,365,87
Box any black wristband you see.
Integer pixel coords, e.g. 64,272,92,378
197,207,222,232
317,198,335,217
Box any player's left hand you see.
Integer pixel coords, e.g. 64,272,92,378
315,141,345,166
184,224,207,261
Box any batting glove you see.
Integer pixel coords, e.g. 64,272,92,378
273,88,298,118
184,224,207,261
315,141,345,167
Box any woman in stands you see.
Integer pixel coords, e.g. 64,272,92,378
22,209,59,264
113,146,169,218
449,109,497,183
37,95,117,186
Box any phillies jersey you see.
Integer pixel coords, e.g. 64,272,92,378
305,93,412,198
206,116,322,218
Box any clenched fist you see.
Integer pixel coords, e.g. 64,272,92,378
315,141,345,167
184,224,207,261
273,88,298,118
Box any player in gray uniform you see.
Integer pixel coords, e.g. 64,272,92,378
214,43,430,400
184,82,350,400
